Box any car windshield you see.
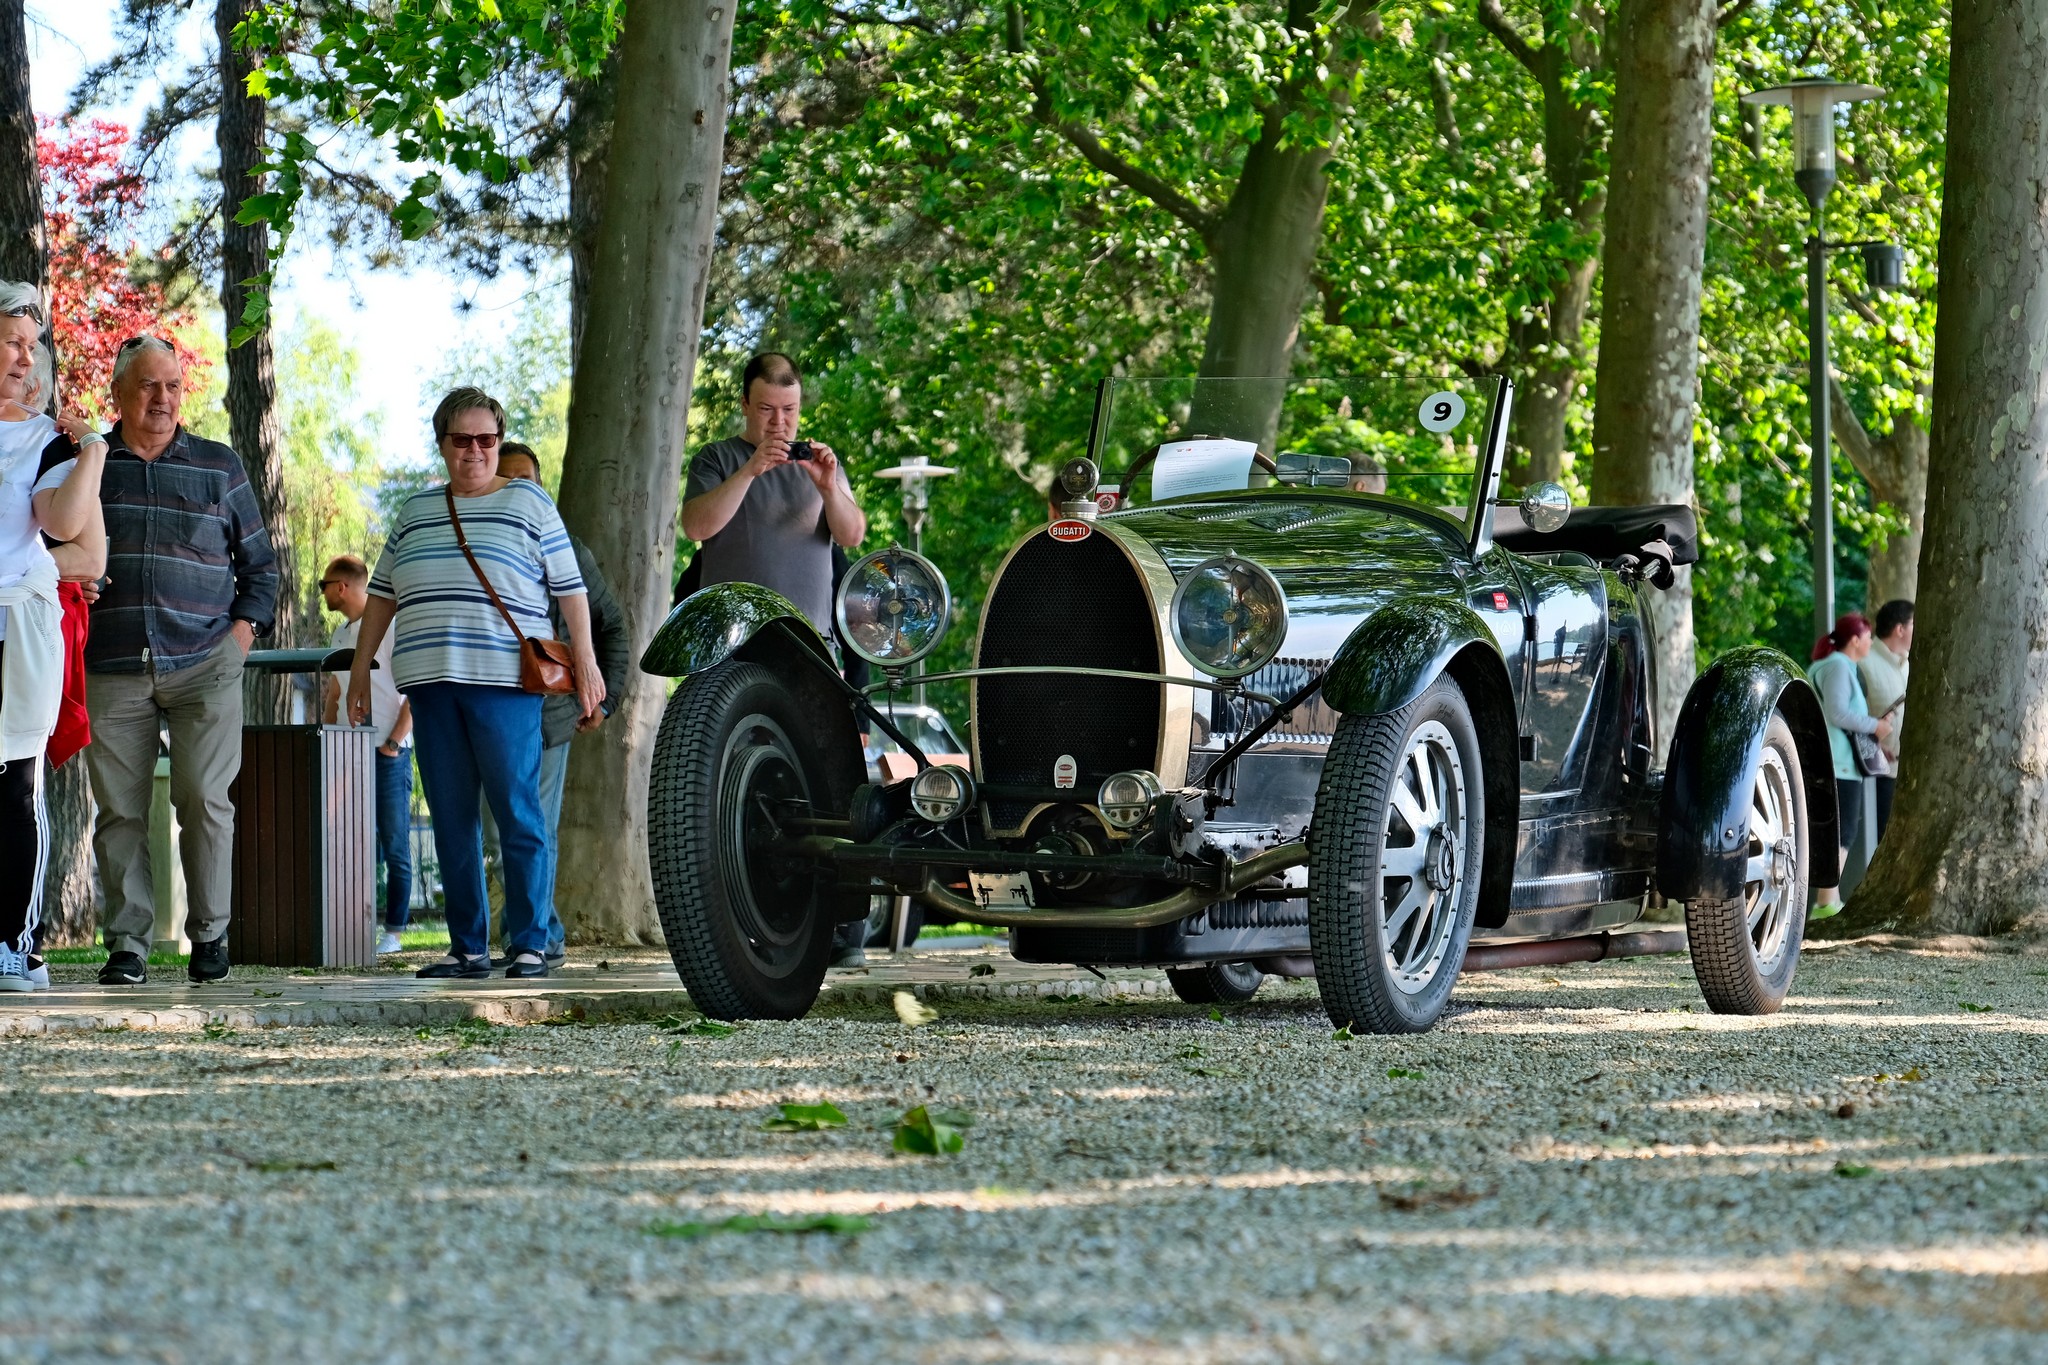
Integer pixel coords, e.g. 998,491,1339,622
1089,374,1507,536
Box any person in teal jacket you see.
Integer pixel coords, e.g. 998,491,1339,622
1807,613,1892,920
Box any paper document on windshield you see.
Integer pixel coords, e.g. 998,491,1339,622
1151,438,1259,501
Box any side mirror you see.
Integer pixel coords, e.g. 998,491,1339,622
1520,481,1572,534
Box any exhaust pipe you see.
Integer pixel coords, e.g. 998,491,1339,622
1459,928,1687,974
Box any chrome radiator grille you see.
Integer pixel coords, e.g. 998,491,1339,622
975,530,1161,831
1193,657,1337,751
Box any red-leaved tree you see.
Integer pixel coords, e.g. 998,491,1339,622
39,117,204,419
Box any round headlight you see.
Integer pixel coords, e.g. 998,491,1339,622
835,547,951,668
909,764,975,824
1169,554,1288,679
1097,769,1163,831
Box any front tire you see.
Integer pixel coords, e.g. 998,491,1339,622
1165,961,1265,1004
1309,677,1485,1034
1687,712,1808,1015
649,662,836,1019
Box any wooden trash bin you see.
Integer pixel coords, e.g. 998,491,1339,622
226,649,378,967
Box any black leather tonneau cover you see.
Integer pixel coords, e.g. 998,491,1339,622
1492,503,1699,566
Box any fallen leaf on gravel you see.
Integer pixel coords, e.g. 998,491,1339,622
1957,1001,1994,1013
1332,1025,1356,1041
930,1107,976,1129
893,1104,964,1155
762,1102,849,1132
1207,1008,1225,1022
1379,1186,1486,1212
1833,1162,1876,1178
1386,1067,1425,1080
970,964,996,977
251,989,282,998
894,991,939,1028
646,1213,872,1239
671,1017,737,1038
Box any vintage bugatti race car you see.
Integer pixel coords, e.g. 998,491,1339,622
641,375,1835,1031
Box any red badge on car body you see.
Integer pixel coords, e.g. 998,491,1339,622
1492,591,1510,610
1048,519,1093,543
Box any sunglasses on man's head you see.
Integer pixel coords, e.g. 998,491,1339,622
3,302,44,324
117,334,177,352
445,432,501,451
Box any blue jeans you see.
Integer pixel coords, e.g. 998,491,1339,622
376,747,415,929
409,684,550,960
538,740,569,955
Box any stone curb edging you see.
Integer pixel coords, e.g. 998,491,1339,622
0,974,1179,1036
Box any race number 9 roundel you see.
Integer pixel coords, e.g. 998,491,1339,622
1418,390,1466,434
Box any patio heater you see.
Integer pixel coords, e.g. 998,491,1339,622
1738,78,1891,638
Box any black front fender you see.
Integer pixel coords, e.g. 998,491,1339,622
1322,597,1508,716
1658,646,1839,899
640,581,833,678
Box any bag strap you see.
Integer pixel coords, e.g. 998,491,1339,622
444,485,530,643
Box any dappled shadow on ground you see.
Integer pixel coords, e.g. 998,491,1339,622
1,942,2045,1363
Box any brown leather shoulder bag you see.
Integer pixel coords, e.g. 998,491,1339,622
444,485,576,695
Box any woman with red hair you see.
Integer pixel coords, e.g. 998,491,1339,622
1808,613,1891,918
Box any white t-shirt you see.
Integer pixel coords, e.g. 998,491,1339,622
0,413,58,643
331,614,407,749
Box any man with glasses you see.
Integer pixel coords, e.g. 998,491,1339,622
320,554,413,954
49,335,278,986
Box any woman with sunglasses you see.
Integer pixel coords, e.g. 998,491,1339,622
346,387,603,979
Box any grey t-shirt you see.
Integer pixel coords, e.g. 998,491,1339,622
684,436,842,632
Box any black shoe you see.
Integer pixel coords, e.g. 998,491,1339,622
543,946,567,969
188,936,230,983
488,954,514,970
98,951,147,986
504,953,549,979
417,955,493,980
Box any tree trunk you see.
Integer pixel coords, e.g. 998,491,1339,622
217,0,295,698
1588,0,1716,758
564,53,619,367
0,0,41,289
1507,256,1598,485
1828,378,1927,608
553,0,738,945
1836,0,2048,937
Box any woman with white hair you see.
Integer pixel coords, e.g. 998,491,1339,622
0,282,106,990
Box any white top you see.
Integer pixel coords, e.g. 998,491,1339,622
331,613,407,748
0,413,57,643
368,480,584,690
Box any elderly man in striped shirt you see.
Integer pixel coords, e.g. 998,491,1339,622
55,337,279,986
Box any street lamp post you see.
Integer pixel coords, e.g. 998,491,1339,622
1740,78,1882,638
874,455,956,704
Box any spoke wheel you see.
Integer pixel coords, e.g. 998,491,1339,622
1309,677,1485,1034
1165,961,1266,1004
1687,712,1809,1015
650,663,837,1019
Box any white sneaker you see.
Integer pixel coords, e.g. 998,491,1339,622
25,956,48,991
0,945,32,992
375,932,404,955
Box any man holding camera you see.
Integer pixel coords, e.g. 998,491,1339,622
680,352,866,634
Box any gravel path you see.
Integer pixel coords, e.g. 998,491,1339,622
3,939,2045,1364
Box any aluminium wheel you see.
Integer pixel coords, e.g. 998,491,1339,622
1309,676,1485,1034
1165,961,1266,1004
1686,712,1808,1015
648,662,836,1019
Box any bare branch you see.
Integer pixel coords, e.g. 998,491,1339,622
1827,373,1879,478
1716,0,1755,29
829,6,938,36
1428,29,1462,157
1476,0,1542,75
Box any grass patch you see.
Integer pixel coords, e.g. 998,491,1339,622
41,948,186,966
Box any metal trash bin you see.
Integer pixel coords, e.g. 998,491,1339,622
227,648,377,967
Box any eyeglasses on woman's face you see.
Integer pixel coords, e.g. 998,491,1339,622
3,301,45,325
444,431,501,451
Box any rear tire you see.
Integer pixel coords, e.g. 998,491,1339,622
864,896,925,949
1165,961,1265,1004
1687,713,1808,1015
1309,677,1485,1034
648,662,835,1019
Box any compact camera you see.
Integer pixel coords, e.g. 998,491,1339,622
787,440,815,462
